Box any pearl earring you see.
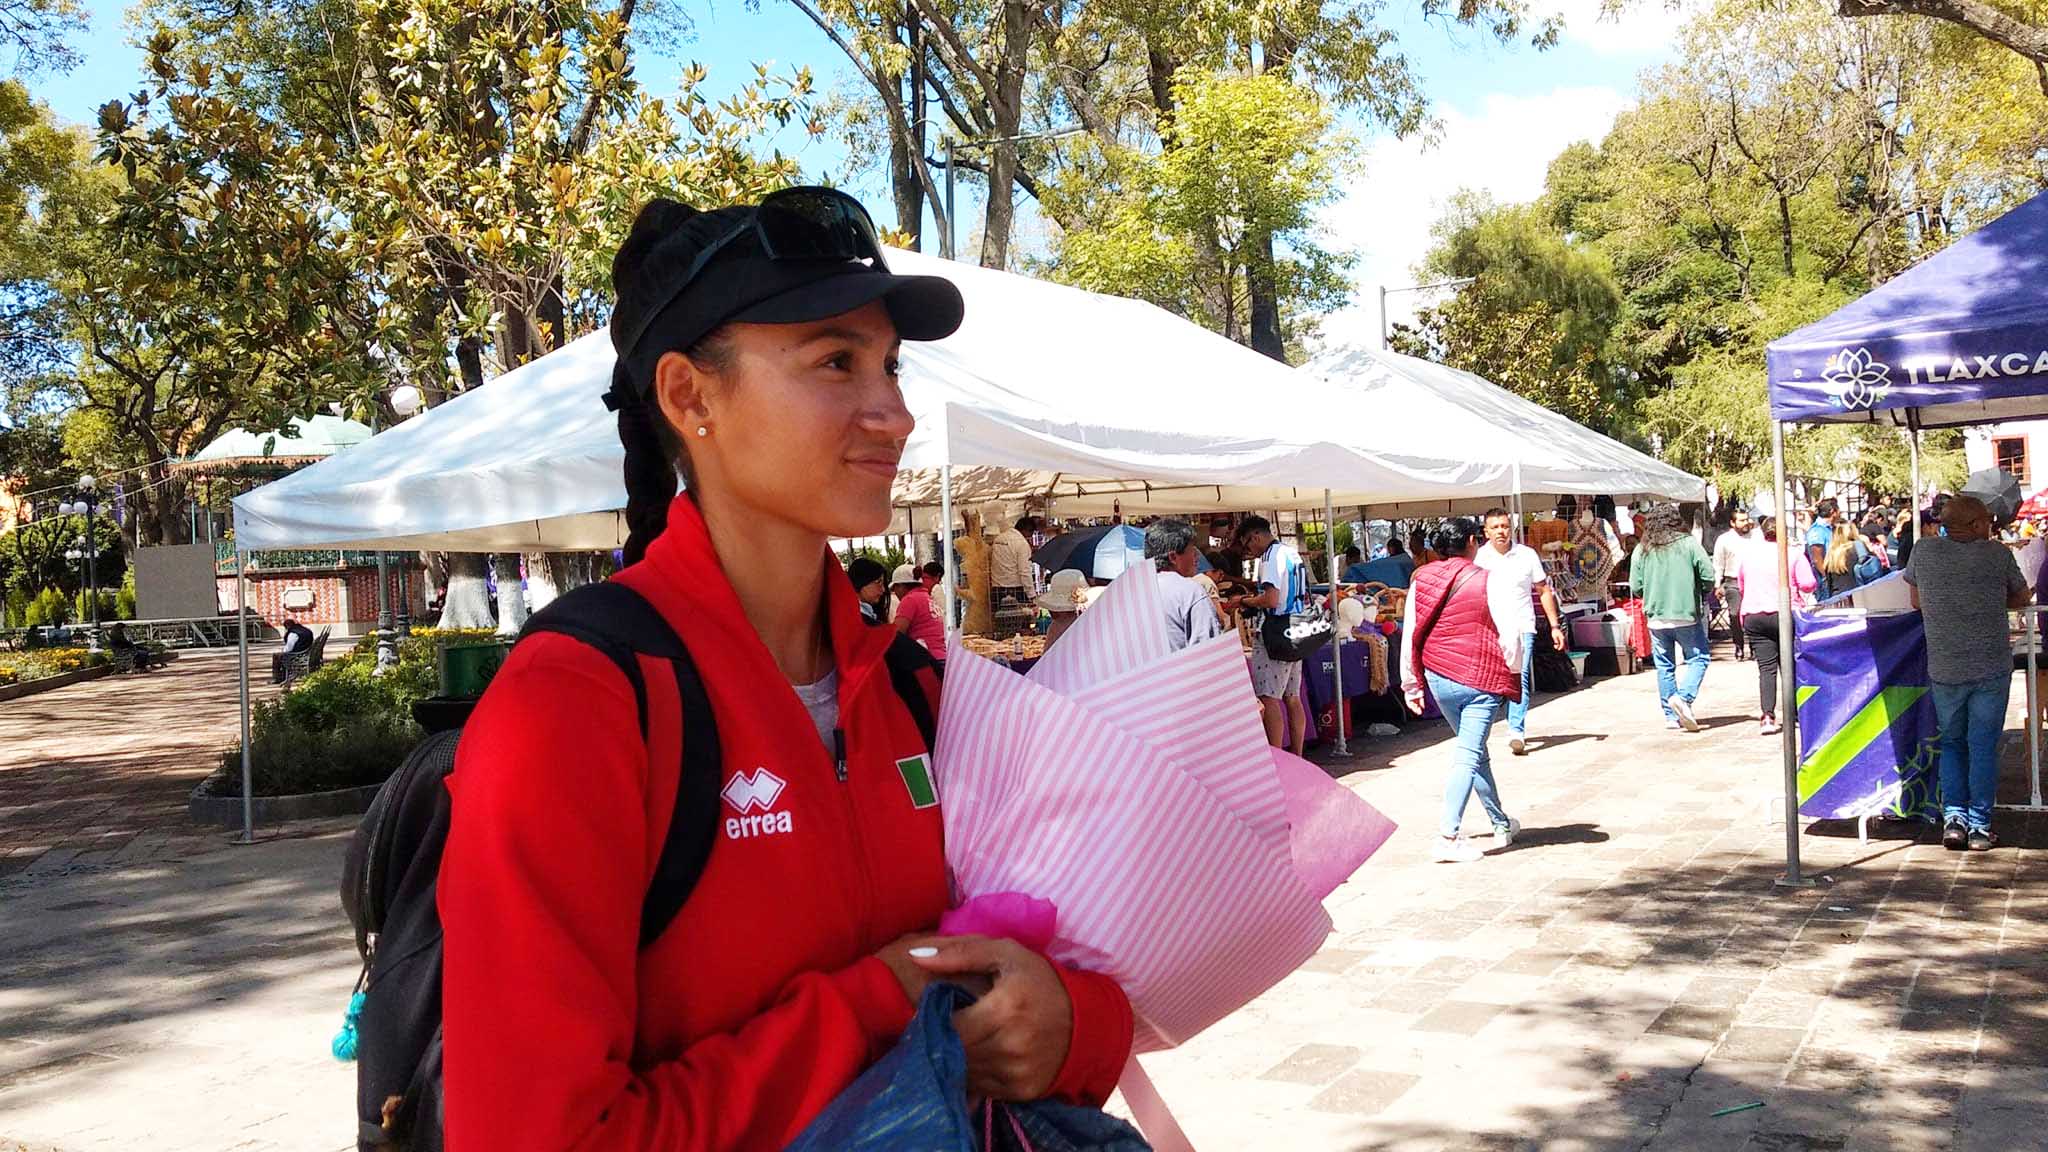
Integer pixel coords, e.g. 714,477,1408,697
695,426,709,438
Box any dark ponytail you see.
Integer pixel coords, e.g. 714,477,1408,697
614,363,678,568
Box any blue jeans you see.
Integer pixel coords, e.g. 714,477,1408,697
1932,674,2009,832
1507,630,1536,735
1650,620,1710,723
1427,671,1510,836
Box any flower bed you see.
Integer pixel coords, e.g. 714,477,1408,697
0,647,111,686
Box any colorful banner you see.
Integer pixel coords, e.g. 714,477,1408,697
1793,610,1941,820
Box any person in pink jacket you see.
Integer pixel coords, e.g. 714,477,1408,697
1737,515,1818,735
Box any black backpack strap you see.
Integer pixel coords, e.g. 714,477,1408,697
882,633,940,752
519,582,721,950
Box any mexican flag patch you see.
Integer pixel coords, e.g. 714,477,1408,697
896,754,938,809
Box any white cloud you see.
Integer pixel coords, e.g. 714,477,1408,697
1552,0,1693,58
1316,85,1635,349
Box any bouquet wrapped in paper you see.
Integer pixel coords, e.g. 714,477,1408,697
935,565,1396,1145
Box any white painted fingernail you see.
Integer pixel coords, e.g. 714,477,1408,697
909,946,939,959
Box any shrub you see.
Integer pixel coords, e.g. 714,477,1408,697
2,588,25,628
116,569,137,620
73,588,119,624
853,546,910,575
220,700,419,796
24,587,68,627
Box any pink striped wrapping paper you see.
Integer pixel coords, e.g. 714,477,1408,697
937,566,1396,1053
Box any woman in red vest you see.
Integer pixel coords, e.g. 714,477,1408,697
438,190,1132,1151
1400,518,1526,863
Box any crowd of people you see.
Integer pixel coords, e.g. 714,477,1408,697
846,484,2038,864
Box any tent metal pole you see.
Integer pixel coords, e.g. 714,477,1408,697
2028,607,2042,808
1324,488,1350,758
1772,422,1808,886
236,553,255,845
1511,462,1524,546
1908,426,1922,516
940,464,959,636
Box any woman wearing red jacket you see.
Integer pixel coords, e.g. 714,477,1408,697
437,190,1133,1150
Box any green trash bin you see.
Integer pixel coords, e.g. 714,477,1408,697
437,638,514,699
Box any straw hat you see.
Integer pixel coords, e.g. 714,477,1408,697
1036,569,1092,613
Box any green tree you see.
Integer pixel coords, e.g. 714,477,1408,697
1046,70,1353,355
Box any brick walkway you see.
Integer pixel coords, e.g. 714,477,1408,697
0,648,282,879
2,643,2044,1150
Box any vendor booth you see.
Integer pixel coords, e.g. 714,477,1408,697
1765,188,2048,881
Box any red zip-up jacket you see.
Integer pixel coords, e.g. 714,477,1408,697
438,496,1133,1150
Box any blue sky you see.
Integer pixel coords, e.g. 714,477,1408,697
29,0,1691,334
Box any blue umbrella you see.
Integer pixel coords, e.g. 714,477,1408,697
1031,524,1148,581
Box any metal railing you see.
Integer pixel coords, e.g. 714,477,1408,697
0,615,272,651
214,539,387,573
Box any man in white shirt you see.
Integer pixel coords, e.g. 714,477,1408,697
1474,508,1564,756
1144,518,1223,652
988,515,1038,636
1238,515,1311,756
1711,506,1757,660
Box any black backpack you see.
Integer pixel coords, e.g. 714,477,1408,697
337,581,937,1151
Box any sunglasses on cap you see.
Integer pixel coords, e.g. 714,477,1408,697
617,186,888,358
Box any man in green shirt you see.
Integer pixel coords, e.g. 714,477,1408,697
1629,503,1718,732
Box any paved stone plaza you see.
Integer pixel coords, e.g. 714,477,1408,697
2,645,2045,1150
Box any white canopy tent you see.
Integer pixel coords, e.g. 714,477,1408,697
226,246,1702,838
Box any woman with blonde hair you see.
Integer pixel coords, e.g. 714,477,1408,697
1822,516,1869,599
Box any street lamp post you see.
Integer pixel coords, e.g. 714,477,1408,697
1378,276,1477,350
388,385,426,638
58,475,102,653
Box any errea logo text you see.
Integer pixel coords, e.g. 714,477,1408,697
722,768,794,840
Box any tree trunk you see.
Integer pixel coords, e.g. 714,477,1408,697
1777,193,1795,279
439,551,495,628
889,14,927,248
525,551,566,613
977,0,1031,270
1247,228,1286,361
455,334,487,393
493,553,529,635
1244,24,1295,362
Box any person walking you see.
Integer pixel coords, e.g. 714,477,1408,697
1474,507,1565,756
437,190,1129,1152
1713,507,1757,659
1145,518,1224,652
1903,495,2029,852
1737,516,1817,736
1401,518,1523,863
1629,503,1716,732
1238,515,1311,756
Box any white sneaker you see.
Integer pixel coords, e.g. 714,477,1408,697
1432,835,1484,863
1492,816,1521,849
1668,695,1701,732
1509,734,1527,756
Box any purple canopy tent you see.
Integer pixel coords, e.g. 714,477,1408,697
1762,190,2048,883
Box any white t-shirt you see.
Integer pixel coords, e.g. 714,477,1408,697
1156,569,1222,651
1256,540,1307,614
1474,542,1547,636
792,670,839,750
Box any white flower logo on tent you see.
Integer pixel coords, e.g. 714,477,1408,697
1821,347,1891,409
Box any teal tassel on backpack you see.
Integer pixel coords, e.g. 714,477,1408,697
331,991,366,1062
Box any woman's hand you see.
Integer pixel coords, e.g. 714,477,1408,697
910,935,1073,1101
